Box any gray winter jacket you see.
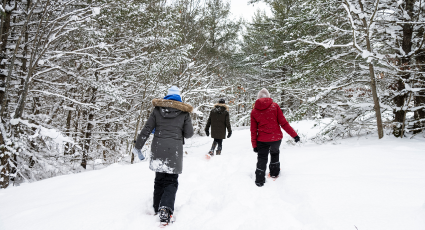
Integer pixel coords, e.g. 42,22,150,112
135,99,194,174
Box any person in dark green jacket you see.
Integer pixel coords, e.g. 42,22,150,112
205,99,232,156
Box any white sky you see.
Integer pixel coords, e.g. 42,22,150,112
229,0,271,22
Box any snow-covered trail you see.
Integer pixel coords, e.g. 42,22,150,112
1,121,425,230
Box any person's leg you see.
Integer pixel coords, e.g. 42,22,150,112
215,139,223,150
255,141,270,186
269,140,282,177
209,141,217,155
158,173,179,213
153,172,165,213
215,139,223,155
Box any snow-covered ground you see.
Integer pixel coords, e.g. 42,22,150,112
1,120,425,230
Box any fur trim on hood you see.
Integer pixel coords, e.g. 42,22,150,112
257,88,270,99
214,103,229,111
152,99,193,113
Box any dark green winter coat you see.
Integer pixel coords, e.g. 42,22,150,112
135,99,194,174
205,103,231,139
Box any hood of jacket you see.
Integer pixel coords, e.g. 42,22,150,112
254,98,273,110
213,103,229,113
152,99,193,118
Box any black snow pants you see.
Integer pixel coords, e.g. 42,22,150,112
210,138,223,151
255,140,282,184
153,172,179,213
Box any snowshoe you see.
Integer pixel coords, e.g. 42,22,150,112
206,150,214,160
267,172,280,181
158,216,175,227
206,141,217,160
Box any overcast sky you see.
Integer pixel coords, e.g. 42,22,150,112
229,0,271,22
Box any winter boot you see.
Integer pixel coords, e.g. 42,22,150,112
269,162,280,178
255,182,264,187
208,142,217,156
207,150,214,157
255,168,266,187
159,207,171,225
216,150,221,155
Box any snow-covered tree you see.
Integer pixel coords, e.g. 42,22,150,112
246,0,425,140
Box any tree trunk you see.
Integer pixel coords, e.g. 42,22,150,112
0,1,11,189
414,49,425,133
393,0,415,137
413,88,425,133
0,123,9,188
46,100,64,124
13,65,35,119
0,6,11,112
360,9,384,138
103,113,112,162
0,153,10,188
81,87,97,169
367,63,384,139
13,0,51,119
64,103,73,155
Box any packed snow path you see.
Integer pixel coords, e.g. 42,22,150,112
1,121,425,230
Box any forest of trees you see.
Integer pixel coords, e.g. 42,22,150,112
0,0,424,188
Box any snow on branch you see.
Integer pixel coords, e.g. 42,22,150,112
395,22,425,24
30,90,99,110
342,1,362,52
282,39,353,49
9,118,73,144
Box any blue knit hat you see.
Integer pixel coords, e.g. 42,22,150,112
167,86,180,96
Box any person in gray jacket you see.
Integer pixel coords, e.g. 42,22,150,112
133,86,193,226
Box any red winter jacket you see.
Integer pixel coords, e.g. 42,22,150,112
250,98,298,148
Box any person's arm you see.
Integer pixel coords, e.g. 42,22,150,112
205,111,212,135
183,113,194,139
276,106,297,138
206,112,212,130
135,110,156,149
225,111,232,136
250,112,258,148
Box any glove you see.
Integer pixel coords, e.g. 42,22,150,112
132,147,145,160
227,131,232,138
294,135,300,143
253,147,258,153
205,130,209,136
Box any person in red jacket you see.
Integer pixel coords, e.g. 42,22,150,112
250,88,300,187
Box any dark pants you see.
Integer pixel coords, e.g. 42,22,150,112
255,140,282,184
211,138,223,151
153,172,179,213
